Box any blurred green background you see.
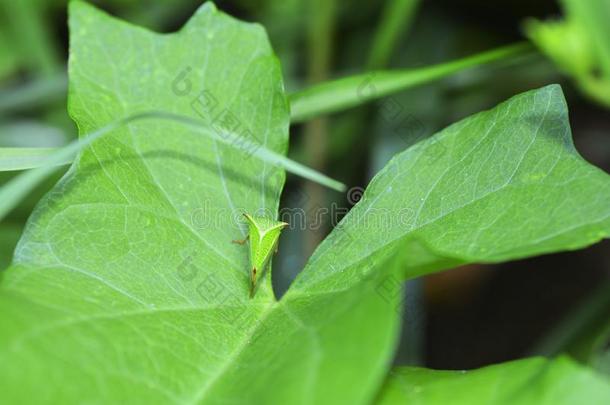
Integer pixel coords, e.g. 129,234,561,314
0,0,608,371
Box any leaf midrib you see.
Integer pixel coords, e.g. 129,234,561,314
187,301,276,404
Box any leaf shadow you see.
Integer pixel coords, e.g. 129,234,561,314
42,147,280,216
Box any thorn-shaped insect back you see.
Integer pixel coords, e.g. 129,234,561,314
233,213,288,298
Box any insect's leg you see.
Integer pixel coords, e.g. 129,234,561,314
249,267,257,298
231,235,249,245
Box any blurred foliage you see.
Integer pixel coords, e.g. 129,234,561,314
0,0,608,374
526,0,610,107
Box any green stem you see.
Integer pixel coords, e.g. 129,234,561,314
303,0,337,255
0,111,346,222
289,42,534,123
0,147,70,171
366,0,421,70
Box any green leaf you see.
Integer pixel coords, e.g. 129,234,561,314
561,0,610,79
0,3,399,403
297,84,610,293
366,0,421,70
288,42,533,123
376,356,610,404
525,0,610,108
1,3,609,405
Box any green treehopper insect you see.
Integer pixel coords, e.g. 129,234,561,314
232,213,288,298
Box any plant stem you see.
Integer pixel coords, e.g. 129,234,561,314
0,111,346,222
289,42,535,123
366,0,421,70
303,0,336,255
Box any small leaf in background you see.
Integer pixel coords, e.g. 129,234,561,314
525,0,610,108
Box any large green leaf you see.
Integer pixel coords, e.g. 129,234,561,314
376,356,610,404
297,84,610,291
1,3,609,405
0,3,399,404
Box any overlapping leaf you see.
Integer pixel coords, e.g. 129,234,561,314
376,356,610,404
